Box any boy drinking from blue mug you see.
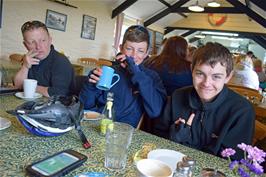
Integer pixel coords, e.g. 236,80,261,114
79,25,167,128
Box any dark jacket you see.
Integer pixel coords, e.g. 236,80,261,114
79,64,167,127
28,45,75,96
154,86,255,160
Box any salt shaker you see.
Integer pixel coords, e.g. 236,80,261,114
173,161,192,177
182,156,196,175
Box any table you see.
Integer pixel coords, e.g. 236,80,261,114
0,95,235,176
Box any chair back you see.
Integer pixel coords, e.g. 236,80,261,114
9,54,24,63
227,84,263,103
72,75,88,96
97,60,112,67
78,58,98,66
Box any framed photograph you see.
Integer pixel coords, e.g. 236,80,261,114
45,9,67,31
81,15,97,40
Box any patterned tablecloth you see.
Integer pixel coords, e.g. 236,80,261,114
0,95,235,177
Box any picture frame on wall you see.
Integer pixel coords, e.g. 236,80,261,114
45,9,67,31
81,15,97,40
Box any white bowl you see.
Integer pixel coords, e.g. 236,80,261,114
147,149,185,172
137,159,173,177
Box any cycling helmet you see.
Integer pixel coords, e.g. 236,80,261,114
14,95,82,136
10,95,91,148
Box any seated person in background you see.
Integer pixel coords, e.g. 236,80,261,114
253,59,266,83
229,55,259,90
14,20,75,97
154,42,255,160
79,25,167,128
186,44,197,63
144,36,192,96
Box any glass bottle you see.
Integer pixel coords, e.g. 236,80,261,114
182,156,196,176
173,161,192,177
99,92,115,135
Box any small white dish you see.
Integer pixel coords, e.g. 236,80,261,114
83,110,101,121
0,117,11,130
148,149,185,172
137,159,173,177
15,92,42,101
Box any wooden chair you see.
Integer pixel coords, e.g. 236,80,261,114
9,53,24,63
227,84,263,103
97,59,112,67
227,84,266,145
78,58,98,66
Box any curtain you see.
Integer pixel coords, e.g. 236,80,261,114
113,13,124,54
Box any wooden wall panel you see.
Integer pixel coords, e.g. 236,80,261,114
171,14,266,34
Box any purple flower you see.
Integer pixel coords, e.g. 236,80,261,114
221,148,236,158
229,160,239,170
225,143,266,176
237,143,248,151
238,167,250,177
251,162,264,175
246,146,266,164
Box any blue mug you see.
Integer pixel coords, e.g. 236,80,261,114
96,66,120,91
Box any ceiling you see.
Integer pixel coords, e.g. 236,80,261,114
110,0,266,49
110,0,265,29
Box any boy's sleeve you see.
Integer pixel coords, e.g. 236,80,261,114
131,67,167,118
79,72,105,112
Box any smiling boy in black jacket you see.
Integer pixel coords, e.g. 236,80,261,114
154,42,255,160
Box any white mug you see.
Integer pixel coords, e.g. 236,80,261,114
23,79,37,98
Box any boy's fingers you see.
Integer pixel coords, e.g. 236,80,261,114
187,113,195,126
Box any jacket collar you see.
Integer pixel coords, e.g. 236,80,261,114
189,86,228,111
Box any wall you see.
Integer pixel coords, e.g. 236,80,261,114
1,0,115,62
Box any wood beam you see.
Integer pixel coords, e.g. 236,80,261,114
164,26,266,36
181,30,196,37
249,0,266,11
172,7,243,13
111,0,138,19
226,0,266,28
158,0,171,7
164,27,175,34
158,0,187,18
144,0,189,27
249,36,266,50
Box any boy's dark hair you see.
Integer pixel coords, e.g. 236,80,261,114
21,20,49,35
192,42,233,76
122,25,150,50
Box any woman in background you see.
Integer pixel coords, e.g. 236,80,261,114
144,36,192,96
229,55,259,90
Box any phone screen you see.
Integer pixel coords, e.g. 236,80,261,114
31,152,79,175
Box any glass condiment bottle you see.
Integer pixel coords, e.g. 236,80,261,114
182,156,196,175
173,161,192,177
99,92,115,135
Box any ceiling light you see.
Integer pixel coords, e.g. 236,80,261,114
195,35,205,39
188,1,204,12
202,31,239,37
211,36,243,41
207,1,221,7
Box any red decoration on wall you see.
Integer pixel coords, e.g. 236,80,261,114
208,13,227,26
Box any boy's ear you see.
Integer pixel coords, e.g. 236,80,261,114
225,71,233,83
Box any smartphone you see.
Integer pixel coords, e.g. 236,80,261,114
26,149,87,177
